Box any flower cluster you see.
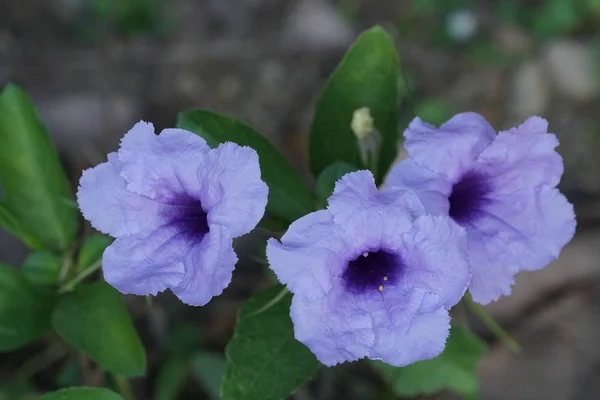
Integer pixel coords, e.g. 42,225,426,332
78,113,575,368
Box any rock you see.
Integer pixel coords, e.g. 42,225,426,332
478,285,600,400
543,40,597,101
445,9,478,42
485,229,600,324
508,60,550,119
36,92,143,165
494,24,532,56
282,0,354,49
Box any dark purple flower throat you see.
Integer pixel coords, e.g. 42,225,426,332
165,196,209,240
448,171,490,225
343,250,401,294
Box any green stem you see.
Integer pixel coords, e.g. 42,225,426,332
58,260,102,294
247,287,289,317
114,375,135,400
464,294,521,354
14,342,67,380
58,248,75,284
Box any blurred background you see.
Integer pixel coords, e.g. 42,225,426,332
1,0,600,399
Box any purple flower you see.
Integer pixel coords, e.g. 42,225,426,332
386,113,576,304
77,121,268,306
266,171,470,367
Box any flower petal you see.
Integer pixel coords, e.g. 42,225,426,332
368,289,450,367
328,170,425,251
385,159,451,215
196,143,268,238
118,122,210,200
398,215,470,308
171,224,238,306
465,231,518,305
102,224,188,296
290,285,375,366
267,210,348,299
77,153,166,237
466,186,575,304
404,113,496,181
475,116,563,193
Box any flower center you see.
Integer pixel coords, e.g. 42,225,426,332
166,196,209,240
343,250,401,294
448,171,490,225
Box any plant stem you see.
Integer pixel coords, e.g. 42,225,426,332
114,376,136,400
14,342,67,380
464,294,522,354
58,248,75,284
58,259,102,294
247,287,289,317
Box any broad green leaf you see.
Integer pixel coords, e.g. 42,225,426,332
0,84,77,251
192,352,226,400
52,282,146,377
415,98,451,127
155,356,189,400
309,26,399,182
0,265,54,351
0,204,42,250
22,252,62,286
77,234,113,272
533,1,581,37
177,110,315,223
222,285,320,400
37,387,123,400
374,325,487,398
315,162,358,206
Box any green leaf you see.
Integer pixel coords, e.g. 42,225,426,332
22,252,62,286
192,352,226,400
308,26,400,182
315,162,359,206
222,286,320,400
52,282,146,377
155,356,189,400
0,265,54,351
77,234,113,272
37,387,123,400
533,1,581,38
374,325,487,398
415,98,451,127
0,84,77,251
0,204,42,250
177,110,315,223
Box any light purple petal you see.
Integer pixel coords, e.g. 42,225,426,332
404,113,496,182
118,122,210,200
266,210,348,299
290,284,375,366
328,170,425,251
475,116,563,193
102,224,188,296
482,186,575,270
171,224,238,306
385,159,451,215
77,153,167,237
466,185,575,304
398,215,470,308
369,289,450,366
196,142,269,238
465,231,518,305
